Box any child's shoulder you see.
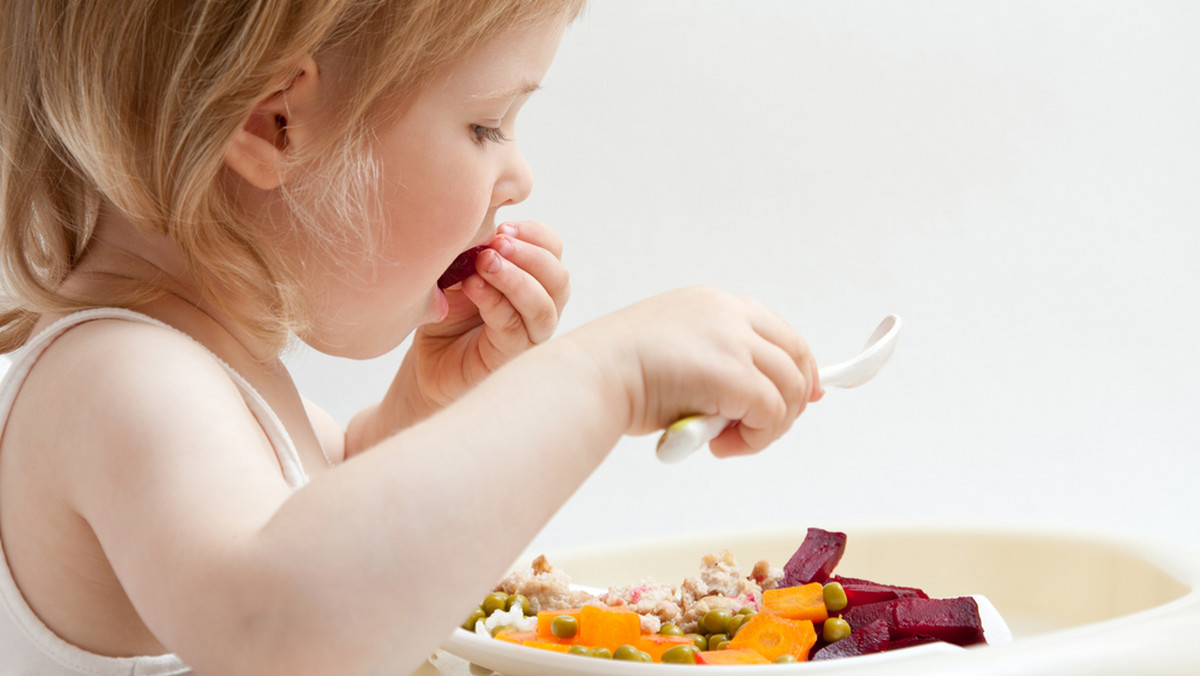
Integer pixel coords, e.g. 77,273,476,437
8,313,261,453
27,313,240,397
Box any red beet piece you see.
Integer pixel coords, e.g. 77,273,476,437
833,575,929,607
843,597,986,647
886,636,940,650
437,245,488,289
781,528,847,586
842,599,898,634
811,619,890,661
893,596,985,646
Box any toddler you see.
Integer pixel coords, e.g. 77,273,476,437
0,1,821,674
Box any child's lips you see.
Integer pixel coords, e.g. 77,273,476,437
437,245,489,290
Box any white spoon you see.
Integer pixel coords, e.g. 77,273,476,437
655,314,903,463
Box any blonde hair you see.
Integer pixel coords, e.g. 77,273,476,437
0,0,585,355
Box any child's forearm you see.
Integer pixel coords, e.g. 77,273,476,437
242,336,626,674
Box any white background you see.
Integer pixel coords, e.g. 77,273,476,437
286,1,1200,555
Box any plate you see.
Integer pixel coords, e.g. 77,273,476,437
443,581,1009,676
435,524,1200,674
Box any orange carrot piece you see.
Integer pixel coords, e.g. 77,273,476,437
534,608,583,642
727,612,817,662
576,605,642,652
695,648,773,665
763,583,829,623
495,630,537,644
634,634,698,662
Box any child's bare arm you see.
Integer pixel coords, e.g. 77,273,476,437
52,286,815,675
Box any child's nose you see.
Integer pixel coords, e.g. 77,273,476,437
492,146,533,208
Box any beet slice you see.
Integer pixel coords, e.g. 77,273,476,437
437,245,488,289
811,619,890,661
833,575,929,607
781,528,847,586
843,597,986,647
893,596,985,646
842,599,898,634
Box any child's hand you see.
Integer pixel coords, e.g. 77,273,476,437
567,286,823,457
393,221,569,426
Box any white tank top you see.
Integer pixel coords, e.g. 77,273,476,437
0,308,311,674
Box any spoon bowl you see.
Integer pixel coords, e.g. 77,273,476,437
655,314,903,463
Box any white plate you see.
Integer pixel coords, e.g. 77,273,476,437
442,594,1009,675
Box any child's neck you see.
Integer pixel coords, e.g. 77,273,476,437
64,207,280,366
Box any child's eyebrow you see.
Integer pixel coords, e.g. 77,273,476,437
473,81,542,102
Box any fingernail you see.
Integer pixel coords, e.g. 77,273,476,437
483,249,502,273
493,235,515,258
497,223,517,236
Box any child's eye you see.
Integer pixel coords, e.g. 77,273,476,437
471,124,509,145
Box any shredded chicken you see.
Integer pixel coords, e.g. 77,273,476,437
602,580,681,633
498,549,773,634
493,555,598,612
750,559,785,590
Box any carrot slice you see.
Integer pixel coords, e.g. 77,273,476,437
695,648,773,665
576,605,642,652
762,583,829,623
495,630,537,644
534,608,583,643
634,634,698,662
727,612,817,662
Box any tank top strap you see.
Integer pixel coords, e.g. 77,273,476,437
2,307,310,490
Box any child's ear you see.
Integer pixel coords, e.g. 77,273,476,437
223,56,321,191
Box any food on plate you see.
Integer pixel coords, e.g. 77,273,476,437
462,528,988,665
437,245,488,289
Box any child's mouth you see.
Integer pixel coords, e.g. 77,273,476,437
437,245,488,289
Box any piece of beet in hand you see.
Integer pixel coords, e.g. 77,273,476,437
437,245,488,290
781,528,848,587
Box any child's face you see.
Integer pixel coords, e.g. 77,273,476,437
302,16,568,357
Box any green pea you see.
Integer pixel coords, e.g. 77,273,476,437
461,608,486,631
613,645,642,661
822,582,848,613
661,644,699,664
506,594,531,616
707,633,729,647
591,648,613,659
775,654,798,663
700,608,733,635
685,633,708,651
568,645,591,656
551,615,579,639
737,607,757,616
822,617,852,643
712,639,731,651
727,614,746,637
659,622,684,636
481,592,510,616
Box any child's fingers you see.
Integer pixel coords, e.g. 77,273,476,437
747,303,822,402
498,220,563,260
466,251,558,345
488,232,570,316
703,345,805,457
